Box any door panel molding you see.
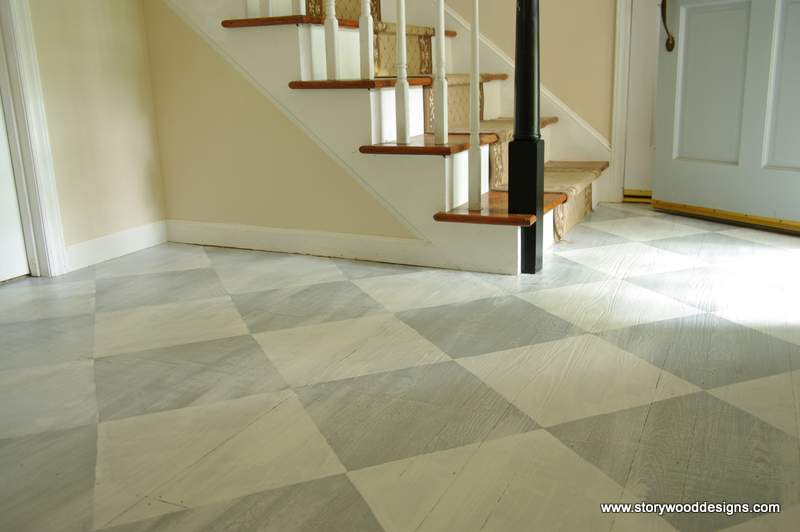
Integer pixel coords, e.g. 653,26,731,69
673,0,751,165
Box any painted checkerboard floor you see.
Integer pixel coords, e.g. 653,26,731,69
2,203,800,532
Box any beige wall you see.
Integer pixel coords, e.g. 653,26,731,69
142,0,413,239
447,0,616,140
30,0,166,246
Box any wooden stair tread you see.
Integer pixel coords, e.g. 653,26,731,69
223,15,357,28
360,133,499,156
222,16,456,36
447,117,559,140
445,73,509,85
545,160,610,176
434,191,567,227
488,163,609,199
540,116,560,128
289,77,433,89
478,117,559,130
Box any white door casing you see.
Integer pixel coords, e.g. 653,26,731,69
654,0,800,222
0,91,28,282
0,0,68,277
623,0,660,194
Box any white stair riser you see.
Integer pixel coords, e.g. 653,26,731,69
371,86,425,144
543,210,555,250
448,146,490,210
301,25,360,80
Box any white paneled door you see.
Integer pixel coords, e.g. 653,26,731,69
0,92,28,282
654,0,800,222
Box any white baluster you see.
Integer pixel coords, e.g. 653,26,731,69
395,0,410,144
468,0,481,210
325,0,340,79
293,0,306,16
433,0,448,145
260,0,271,16
360,0,375,79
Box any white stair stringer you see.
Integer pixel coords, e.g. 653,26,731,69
165,0,523,274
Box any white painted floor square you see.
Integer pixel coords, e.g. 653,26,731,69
557,242,706,278
520,279,702,333
94,391,344,529
459,335,699,427
353,270,505,312
349,431,625,532
716,283,800,347
585,216,709,242
94,297,249,357
254,314,449,386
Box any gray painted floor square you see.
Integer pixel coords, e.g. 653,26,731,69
95,335,287,421
9,265,96,286
0,314,94,371
398,295,582,358
550,392,800,532
233,281,384,333
0,425,96,532
0,360,97,439
0,280,95,324
96,268,226,312
600,313,800,389
296,361,538,470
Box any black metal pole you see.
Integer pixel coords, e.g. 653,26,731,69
508,0,544,274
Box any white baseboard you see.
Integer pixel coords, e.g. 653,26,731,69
167,216,559,275
166,219,451,268
67,221,167,272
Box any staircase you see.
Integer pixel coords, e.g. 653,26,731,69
171,0,608,274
